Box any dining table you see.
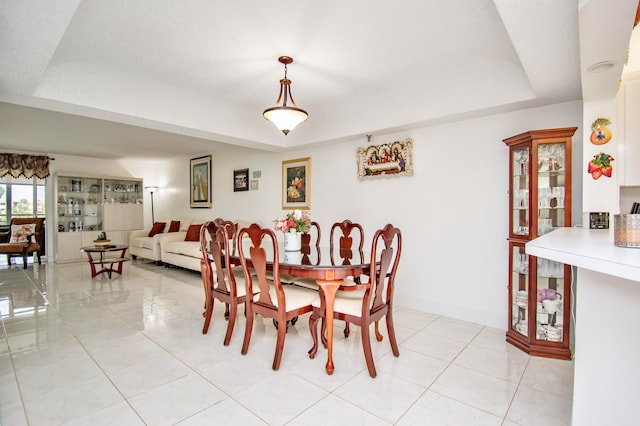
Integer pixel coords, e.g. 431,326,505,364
231,241,371,375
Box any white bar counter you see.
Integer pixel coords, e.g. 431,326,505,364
527,227,640,425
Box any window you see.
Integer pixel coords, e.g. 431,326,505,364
0,176,45,225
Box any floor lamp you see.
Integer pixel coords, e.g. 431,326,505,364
145,186,158,223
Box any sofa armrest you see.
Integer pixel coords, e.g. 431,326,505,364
129,229,150,244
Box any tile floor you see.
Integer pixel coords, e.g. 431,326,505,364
0,259,574,425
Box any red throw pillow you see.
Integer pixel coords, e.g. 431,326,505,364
148,222,166,237
184,224,202,241
168,220,180,232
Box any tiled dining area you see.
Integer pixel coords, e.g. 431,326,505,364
0,260,574,425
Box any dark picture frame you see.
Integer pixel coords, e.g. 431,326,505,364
282,157,311,209
190,155,212,208
234,168,249,192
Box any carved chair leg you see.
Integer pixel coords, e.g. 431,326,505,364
241,310,255,355
202,295,214,334
223,302,237,346
374,320,383,342
361,323,377,378
272,319,287,370
308,310,319,359
386,312,400,357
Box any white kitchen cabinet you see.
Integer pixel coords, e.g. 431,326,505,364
618,80,640,186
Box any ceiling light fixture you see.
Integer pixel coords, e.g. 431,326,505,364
263,56,308,135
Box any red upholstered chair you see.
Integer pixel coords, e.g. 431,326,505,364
0,217,45,269
200,220,252,345
308,223,402,378
238,223,318,370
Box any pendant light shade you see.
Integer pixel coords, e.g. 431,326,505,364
263,56,308,135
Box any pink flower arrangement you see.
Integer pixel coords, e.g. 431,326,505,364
273,210,311,233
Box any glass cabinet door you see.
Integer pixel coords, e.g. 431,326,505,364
536,142,566,236
511,146,530,237
103,179,142,204
57,175,102,232
511,243,529,337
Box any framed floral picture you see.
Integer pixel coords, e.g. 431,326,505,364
234,168,249,192
282,157,311,210
190,155,212,208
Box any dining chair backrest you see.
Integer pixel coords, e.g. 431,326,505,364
238,223,282,309
329,220,364,265
366,223,402,313
301,221,321,248
301,221,321,265
205,221,238,294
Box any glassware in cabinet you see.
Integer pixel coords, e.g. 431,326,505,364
103,178,142,204
56,175,102,232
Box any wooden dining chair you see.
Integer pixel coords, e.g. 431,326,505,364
329,219,365,337
238,223,318,370
200,220,253,345
292,221,322,289
329,220,364,266
308,223,402,378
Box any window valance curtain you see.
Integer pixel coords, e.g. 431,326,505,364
0,154,50,179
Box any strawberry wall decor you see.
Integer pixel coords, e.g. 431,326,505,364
587,152,614,180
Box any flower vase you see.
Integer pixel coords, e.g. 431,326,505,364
284,250,302,264
283,232,302,251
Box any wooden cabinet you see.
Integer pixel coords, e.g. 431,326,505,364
54,174,143,263
503,127,576,360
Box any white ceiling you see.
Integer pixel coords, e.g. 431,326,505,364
0,0,636,159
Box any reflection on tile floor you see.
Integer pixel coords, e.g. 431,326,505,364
0,260,574,425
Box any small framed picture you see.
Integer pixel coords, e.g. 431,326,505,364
234,168,249,192
250,179,259,190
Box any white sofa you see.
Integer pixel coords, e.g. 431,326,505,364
159,231,203,271
129,229,165,264
129,219,259,272
129,218,195,267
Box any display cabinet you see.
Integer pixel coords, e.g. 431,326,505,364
503,127,576,360
54,174,143,262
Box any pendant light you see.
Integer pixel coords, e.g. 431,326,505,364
263,56,308,135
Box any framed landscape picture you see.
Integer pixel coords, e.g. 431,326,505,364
234,168,249,192
282,157,311,210
190,155,212,208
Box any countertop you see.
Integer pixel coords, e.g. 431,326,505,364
525,227,640,282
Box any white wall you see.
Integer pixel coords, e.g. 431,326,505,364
47,100,582,329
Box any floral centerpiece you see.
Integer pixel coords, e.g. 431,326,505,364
273,210,311,233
